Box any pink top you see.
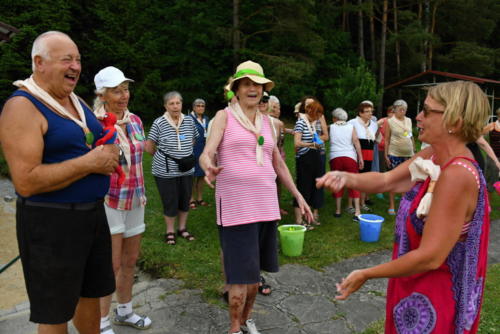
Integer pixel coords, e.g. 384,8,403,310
215,108,280,226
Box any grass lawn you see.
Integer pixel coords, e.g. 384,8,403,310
139,132,500,310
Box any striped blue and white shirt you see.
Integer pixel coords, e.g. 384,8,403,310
148,115,199,178
294,117,315,157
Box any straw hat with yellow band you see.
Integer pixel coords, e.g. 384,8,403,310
225,60,275,165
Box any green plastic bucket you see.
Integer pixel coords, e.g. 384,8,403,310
278,224,306,256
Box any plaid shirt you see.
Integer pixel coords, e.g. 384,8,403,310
105,113,147,210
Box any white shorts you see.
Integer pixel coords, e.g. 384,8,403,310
104,196,145,238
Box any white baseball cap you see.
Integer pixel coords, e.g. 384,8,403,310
94,66,134,90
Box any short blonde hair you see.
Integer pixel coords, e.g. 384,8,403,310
427,81,490,142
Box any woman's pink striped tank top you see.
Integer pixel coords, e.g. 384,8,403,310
215,108,280,226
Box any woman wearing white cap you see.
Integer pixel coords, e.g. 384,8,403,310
200,60,312,334
93,66,151,334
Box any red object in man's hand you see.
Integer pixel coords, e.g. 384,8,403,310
96,112,125,186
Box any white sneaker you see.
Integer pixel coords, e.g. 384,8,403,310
242,319,261,334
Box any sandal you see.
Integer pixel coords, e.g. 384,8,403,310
312,215,321,225
164,232,176,245
189,201,197,209
177,229,195,241
258,276,272,296
345,207,356,215
361,204,372,212
196,200,209,206
113,309,152,330
298,221,315,231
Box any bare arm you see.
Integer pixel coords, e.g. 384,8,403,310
319,115,329,142
384,120,392,168
317,146,433,194
335,161,479,299
0,97,118,197
476,135,500,169
294,131,319,150
144,139,157,155
352,129,364,170
272,146,313,222
199,109,227,187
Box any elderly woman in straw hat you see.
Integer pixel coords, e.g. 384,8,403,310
317,81,491,333
200,60,312,334
92,66,151,333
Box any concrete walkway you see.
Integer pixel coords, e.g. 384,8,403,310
1,177,498,334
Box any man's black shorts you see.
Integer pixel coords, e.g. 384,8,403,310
16,200,115,324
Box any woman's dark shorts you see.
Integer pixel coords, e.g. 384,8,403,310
155,175,193,217
16,199,115,324
218,221,279,284
388,155,410,170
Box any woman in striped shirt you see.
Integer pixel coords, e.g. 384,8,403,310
145,91,198,245
293,100,326,229
200,60,312,334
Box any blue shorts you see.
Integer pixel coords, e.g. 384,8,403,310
218,221,279,284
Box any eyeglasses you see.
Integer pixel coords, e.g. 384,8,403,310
195,104,205,107
422,104,445,117
260,96,270,103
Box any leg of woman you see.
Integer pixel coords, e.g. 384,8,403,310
196,176,204,202
335,197,342,215
73,297,100,334
389,192,395,212
115,234,141,304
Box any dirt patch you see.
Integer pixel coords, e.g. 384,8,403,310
0,178,28,311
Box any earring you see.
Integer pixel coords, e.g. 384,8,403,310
448,129,453,134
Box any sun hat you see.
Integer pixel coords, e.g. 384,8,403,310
227,60,274,92
94,66,134,90
293,102,301,114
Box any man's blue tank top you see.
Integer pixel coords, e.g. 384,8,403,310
10,90,110,203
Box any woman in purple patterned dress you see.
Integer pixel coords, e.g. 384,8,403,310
317,81,491,333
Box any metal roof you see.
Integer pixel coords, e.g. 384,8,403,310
385,70,500,90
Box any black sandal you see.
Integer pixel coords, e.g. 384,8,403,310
177,229,195,241
258,276,272,296
164,232,176,245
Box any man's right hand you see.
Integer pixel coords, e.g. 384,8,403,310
86,145,119,175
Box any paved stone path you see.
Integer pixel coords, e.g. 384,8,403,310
1,177,498,334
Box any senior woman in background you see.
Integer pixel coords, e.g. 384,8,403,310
347,101,378,213
93,67,151,333
294,100,325,229
328,108,363,221
384,99,415,215
318,81,490,333
145,91,198,245
200,60,312,334
189,98,210,208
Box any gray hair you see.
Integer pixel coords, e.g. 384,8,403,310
332,108,348,121
163,91,183,104
192,98,206,108
269,95,280,105
93,87,108,110
393,99,408,110
31,31,71,72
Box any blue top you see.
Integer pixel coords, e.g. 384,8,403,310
10,90,109,203
189,113,209,177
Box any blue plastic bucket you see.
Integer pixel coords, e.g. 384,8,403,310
278,224,307,256
359,214,384,242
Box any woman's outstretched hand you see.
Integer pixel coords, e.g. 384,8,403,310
316,171,347,193
335,269,368,300
204,166,224,188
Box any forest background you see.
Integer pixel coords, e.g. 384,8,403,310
0,0,499,123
